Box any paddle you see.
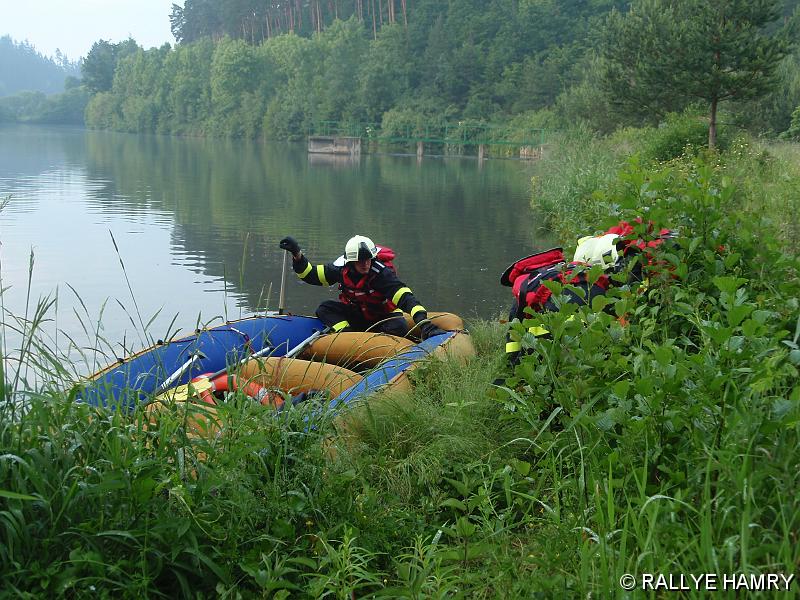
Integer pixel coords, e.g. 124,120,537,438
196,325,331,384
202,342,276,383
278,250,289,315
157,350,206,393
285,326,330,358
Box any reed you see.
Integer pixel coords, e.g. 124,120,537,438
1,138,798,596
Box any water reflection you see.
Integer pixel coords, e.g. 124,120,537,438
0,124,554,369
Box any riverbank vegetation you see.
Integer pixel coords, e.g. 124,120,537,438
2,125,798,595
2,0,800,596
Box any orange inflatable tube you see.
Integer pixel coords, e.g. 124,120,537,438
301,331,414,370
403,311,465,340
240,357,362,399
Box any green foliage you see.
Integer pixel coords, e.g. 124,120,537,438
2,141,799,594
0,35,80,97
530,125,629,238
598,0,796,147
356,24,412,123
81,39,141,94
636,110,730,163
84,0,639,140
209,38,261,136
735,50,800,136
85,91,123,130
500,153,800,593
0,86,88,125
784,103,800,140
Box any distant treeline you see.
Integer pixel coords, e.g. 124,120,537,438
0,36,85,124
86,0,627,139
4,0,800,142
0,36,80,96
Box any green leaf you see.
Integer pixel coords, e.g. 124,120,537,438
455,516,476,538
741,319,761,337
613,380,631,399
511,459,531,476
704,325,733,346
271,518,295,538
0,489,37,501
440,498,467,513
591,295,612,312
445,477,470,497
652,345,673,367
723,252,741,269
789,349,800,366
772,398,795,420
727,304,754,328
712,276,747,294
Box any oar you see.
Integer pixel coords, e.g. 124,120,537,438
278,250,289,315
195,326,328,384
157,350,206,393
202,342,277,383
285,326,331,358
151,327,331,406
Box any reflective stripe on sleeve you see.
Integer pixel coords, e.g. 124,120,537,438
506,341,522,353
410,305,426,317
332,320,350,332
298,263,313,279
392,287,412,305
317,265,329,287
528,325,549,336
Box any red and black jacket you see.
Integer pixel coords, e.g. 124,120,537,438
292,246,429,322
501,220,676,321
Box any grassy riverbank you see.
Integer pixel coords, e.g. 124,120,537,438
2,128,799,598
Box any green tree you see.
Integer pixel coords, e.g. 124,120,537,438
0,35,80,96
599,0,795,147
356,24,413,122
81,39,140,93
311,17,368,122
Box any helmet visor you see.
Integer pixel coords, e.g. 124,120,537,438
345,237,377,262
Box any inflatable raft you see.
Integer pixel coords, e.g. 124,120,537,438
78,312,472,415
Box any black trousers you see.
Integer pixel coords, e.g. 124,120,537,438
316,300,410,337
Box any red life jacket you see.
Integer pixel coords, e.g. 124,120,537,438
339,246,398,320
512,262,611,317
502,221,676,319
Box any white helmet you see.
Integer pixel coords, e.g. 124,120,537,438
344,235,378,263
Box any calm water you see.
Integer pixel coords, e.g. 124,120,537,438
0,124,552,370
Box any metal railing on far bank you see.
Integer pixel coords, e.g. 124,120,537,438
307,121,549,159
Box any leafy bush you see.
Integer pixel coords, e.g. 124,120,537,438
500,156,800,593
636,110,729,163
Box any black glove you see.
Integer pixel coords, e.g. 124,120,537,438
279,236,301,256
420,321,448,340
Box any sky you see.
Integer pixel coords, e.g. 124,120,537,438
1,0,177,61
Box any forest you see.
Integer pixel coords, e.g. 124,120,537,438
3,0,799,143
0,36,84,124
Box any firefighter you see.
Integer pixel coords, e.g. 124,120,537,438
501,221,676,366
278,234,447,339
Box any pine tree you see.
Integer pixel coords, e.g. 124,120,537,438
599,0,796,147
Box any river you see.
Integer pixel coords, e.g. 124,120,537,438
0,124,553,373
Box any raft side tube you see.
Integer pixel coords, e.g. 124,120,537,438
300,331,414,370
240,357,363,399
402,311,465,340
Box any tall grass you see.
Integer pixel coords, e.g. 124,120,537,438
502,143,800,595
2,136,799,597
